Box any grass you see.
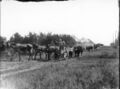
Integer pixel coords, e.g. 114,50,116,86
0,46,119,89
2,58,119,89
82,46,119,59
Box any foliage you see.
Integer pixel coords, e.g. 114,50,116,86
0,36,6,43
60,34,76,47
9,32,76,47
98,51,117,59
10,32,23,43
110,31,119,48
24,32,38,44
10,58,118,89
1,45,118,89
83,46,118,59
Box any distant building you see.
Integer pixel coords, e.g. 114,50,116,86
75,38,95,48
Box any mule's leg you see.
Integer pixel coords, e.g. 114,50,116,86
33,51,37,60
80,52,82,57
28,54,30,61
74,52,76,57
9,51,13,61
45,53,47,60
75,52,77,57
69,51,73,58
54,52,57,60
10,54,13,61
39,52,41,59
30,52,33,61
48,53,50,60
78,52,80,57
81,51,83,56
18,52,21,62
64,53,67,60
28,52,31,61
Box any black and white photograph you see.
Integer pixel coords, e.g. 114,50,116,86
0,0,119,89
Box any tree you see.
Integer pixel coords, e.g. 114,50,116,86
41,32,53,45
60,34,76,47
0,36,6,43
27,32,38,44
110,31,119,48
9,32,76,47
22,36,30,44
10,33,23,43
37,32,46,45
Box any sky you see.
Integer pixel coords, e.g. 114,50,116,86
1,0,119,45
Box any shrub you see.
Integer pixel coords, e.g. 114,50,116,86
94,60,119,89
8,58,118,89
99,51,117,59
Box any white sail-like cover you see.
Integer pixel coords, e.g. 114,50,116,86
75,38,95,48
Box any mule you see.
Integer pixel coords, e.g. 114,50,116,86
9,43,34,61
86,46,94,52
33,45,47,60
73,46,84,57
46,45,60,60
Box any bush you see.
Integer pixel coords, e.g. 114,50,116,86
94,60,119,89
7,59,118,89
84,51,118,59
99,51,117,59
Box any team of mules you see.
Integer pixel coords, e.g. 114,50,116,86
0,41,103,61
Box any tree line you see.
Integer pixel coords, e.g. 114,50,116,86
0,32,76,47
110,31,119,48
1,31,119,47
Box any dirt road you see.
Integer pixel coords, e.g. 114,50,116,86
0,61,54,78
0,61,53,89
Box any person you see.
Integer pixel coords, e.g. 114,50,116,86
50,40,55,46
59,38,65,50
59,39,67,59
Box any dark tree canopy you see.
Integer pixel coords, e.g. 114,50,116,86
111,31,119,48
9,32,76,47
0,36,6,43
10,32,23,43
60,34,76,47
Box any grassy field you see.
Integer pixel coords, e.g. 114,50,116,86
0,46,119,89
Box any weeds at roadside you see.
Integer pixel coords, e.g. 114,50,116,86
11,58,119,89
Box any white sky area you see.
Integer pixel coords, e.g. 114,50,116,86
1,0,119,45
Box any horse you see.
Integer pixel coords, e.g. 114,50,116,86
0,41,6,57
0,41,6,52
94,43,104,50
33,44,60,61
73,45,84,57
67,47,74,58
86,45,94,52
9,43,34,61
46,45,60,60
33,44,47,60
